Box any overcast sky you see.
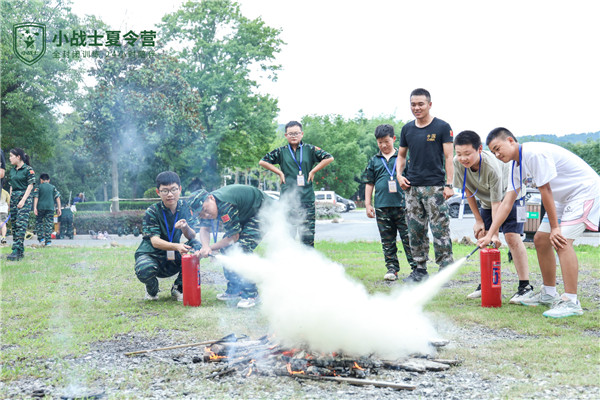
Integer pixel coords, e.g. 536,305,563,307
70,0,600,137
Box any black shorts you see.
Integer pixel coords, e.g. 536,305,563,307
480,203,524,234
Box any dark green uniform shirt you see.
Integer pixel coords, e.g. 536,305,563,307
135,200,195,257
33,182,61,210
199,185,270,238
365,149,406,208
261,142,332,203
8,164,36,191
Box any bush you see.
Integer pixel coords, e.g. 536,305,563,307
74,211,145,234
75,200,158,212
143,187,159,198
315,203,340,219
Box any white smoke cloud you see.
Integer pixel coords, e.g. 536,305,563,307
216,199,467,359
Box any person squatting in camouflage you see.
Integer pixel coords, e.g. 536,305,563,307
189,184,273,309
134,172,198,301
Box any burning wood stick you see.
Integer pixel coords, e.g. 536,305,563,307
293,374,416,391
124,339,220,356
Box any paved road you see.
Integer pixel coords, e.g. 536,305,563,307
7,210,598,248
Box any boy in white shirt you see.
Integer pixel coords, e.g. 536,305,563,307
479,128,600,318
453,130,532,303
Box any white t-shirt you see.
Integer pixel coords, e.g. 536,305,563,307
511,142,600,203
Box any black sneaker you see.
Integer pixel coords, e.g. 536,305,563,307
403,268,429,283
6,251,23,261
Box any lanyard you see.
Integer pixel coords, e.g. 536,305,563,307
511,145,525,203
162,209,179,243
461,154,481,200
211,219,219,243
381,154,398,180
287,144,303,174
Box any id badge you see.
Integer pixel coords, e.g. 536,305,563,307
516,205,527,223
388,179,397,193
297,173,305,186
167,250,175,260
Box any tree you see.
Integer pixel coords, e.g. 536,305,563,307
1,0,84,161
79,53,203,210
159,0,283,189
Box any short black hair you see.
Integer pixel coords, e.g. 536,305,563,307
40,173,50,181
410,88,431,102
156,171,181,188
285,121,302,132
454,131,481,150
486,127,518,147
374,124,395,139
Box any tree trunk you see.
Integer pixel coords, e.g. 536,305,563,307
103,182,108,201
111,133,120,212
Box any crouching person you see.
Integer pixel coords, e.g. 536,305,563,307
189,184,272,309
135,171,197,301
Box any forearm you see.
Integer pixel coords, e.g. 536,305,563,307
311,157,334,174
199,227,211,247
182,225,196,241
364,184,374,207
23,184,34,201
259,160,282,175
466,194,481,220
150,236,182,251
539,184,559,229
211,233,239,251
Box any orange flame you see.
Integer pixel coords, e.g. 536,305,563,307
208,350,227,361
286,363,304,375
353,362,364,370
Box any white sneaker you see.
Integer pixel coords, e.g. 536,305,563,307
520,286,560,307
216,292,241,301
237,297,258,309
384,271,398,281
543,296,583,318
144,292,159,301
467,284,482,299
171,286,183,302
509,284,535,304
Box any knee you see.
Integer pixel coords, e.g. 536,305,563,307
533,232,550,249
135,257,158,282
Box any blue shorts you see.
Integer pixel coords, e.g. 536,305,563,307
480,203,524,234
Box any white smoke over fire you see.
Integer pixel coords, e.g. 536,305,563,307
216,198,466,359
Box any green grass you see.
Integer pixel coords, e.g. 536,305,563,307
1,242,599,397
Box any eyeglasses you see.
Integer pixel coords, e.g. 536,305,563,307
286,131,302,137
159,187,180,195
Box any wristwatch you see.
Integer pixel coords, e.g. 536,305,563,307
444,184,453,189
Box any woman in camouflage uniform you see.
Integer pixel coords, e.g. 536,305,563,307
7,148,35,261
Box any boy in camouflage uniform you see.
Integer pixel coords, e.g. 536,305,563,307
259,121,333,247
33,173,61,246
134,171,198,301
396,89,455,282
365,124,416,281
189,184,273,309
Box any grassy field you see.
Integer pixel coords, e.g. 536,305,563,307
1,242,599,397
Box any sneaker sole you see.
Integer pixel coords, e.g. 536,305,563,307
543,310,584,318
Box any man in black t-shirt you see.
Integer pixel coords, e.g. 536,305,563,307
396,88,454,282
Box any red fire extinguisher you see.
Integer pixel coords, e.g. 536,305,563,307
182,254,201,307
480,247,502,307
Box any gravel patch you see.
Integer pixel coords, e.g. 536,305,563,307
2,322,598,400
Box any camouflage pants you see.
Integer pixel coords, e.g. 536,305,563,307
59,209,74,238
376,207,417,273
10,191,33,254
221,215,264,299
135,253,182,297
36,209,54,244
405,186,453,269
289,201,316,247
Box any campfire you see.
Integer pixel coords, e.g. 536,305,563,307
195,334,460,390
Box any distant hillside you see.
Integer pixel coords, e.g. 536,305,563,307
519,132,599,144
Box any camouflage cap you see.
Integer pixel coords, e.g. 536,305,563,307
187,189,209,211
